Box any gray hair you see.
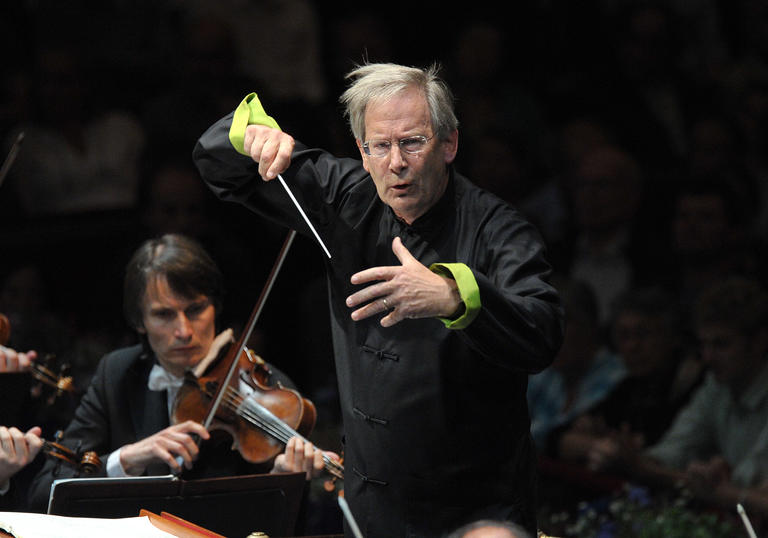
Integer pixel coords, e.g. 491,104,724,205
340,62,458,143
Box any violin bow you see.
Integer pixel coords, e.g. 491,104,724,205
202,229,296,430
0,131,24,189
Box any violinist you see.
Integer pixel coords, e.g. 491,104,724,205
0,345,44,511
194,62,564,536
28,233,330,512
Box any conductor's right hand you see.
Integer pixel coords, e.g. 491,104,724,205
243,125,294,181
120,420,210,476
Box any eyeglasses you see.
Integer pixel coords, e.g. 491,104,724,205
362,135,434,158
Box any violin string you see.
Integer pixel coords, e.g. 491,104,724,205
228,388,344,474
221,388,292,444
220,386,343,475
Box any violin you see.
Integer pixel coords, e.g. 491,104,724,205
172,343,343,481
41,430,102,476
170,231,343,483
0,312,77,397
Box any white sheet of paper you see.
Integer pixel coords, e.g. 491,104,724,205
0,512,176,538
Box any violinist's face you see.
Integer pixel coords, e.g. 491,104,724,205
138,275,216,377
356,86,457,225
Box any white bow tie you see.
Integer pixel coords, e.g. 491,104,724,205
147,364,185,392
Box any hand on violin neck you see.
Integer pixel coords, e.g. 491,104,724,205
0,425,43,485
0,346,37,373
271,436,339,481
120,420,209,476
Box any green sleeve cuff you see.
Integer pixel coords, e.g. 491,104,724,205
228,92,281,155
430,263,481,329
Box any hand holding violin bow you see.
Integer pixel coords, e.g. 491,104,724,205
0,425,43,488
0,313,36,373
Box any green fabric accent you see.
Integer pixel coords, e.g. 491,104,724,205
228,92,281,155
430,263,481,329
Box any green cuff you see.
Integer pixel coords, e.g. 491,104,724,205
430,263,481,329
229,92,281,155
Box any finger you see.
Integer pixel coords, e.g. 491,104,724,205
390,236,415,265
350,265,398,286
8,427,26,461
265,137,294,180
302,441,315,479
20,350,38,369
350,300,390,322
0,427,12,456
346,281,391,310
380,308,405,328
243,126,256,155
176,420,210,441
257,134,279,179
173,431,203,462
312,448,325,475
26,435,43,459
281,437,298,470
272,453,287,473
245,125,269,162
164,439,197,471
0,347,20,373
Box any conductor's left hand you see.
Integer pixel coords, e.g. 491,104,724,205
346,237,462,327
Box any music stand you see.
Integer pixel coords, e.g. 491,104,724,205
48,472,306,538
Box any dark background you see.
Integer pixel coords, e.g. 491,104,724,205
1,0,767,496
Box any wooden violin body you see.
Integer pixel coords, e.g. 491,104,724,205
172,345,317,465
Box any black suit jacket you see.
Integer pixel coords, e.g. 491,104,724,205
27,344,279,512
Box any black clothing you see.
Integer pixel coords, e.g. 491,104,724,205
194,114,564,536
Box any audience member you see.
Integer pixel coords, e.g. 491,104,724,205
555,286,703,471
661,178,759,307
558,143,652,326
613,277,768,521
527,279,625,451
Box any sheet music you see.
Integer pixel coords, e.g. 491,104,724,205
0,512,175,538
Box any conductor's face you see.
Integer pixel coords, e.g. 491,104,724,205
357,86,458,225
138,275,216,377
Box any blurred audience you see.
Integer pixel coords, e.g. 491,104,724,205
527,279,625,451
619,277,768,523
555,286,704,471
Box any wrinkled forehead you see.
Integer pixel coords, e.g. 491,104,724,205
363,88,432,137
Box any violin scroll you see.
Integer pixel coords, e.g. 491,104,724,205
43,430,102,475
0,312,78,397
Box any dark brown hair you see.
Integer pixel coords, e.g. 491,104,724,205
123,234,224,330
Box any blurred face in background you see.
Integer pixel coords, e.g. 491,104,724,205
613,310,678,377
697,323,765,392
